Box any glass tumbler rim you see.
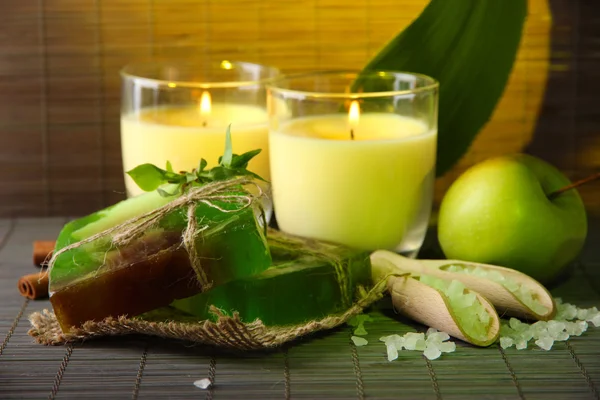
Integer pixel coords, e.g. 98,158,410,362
120,60,281,90
266,70,439,100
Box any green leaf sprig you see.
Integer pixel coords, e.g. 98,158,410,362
126,125,265,197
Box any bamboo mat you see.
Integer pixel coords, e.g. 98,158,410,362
1,218,600,399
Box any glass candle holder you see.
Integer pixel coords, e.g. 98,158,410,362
120,60,279,197
267,71,439,255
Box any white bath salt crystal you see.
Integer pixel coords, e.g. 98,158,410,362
477,307,491,324
557,303,578,320
500,337,514,349
591,314,600,328
488,270,506,282
515,339,528,350
555,331,570,341
576,308,590,320
379,334,397,343
509,318,525,331
424,345,442,360
380,334,404,349
535,336,554,351
403,332,425,351
518,328,535,343
459,292,476,308
504,280,520,292
566,321,588,336
386,343,399,362
500,324,515,337
576,321,589,335
446,265,461,273
532,303,549,316
564,322,578,335
447,279,465,298
439,341,456,353
547,321,566,336
517,285,532,301
415,338,427,351
554,297,563,305
426,327,438,337
427,332,450,343
531,321,547,338
351,336,368,347
194,378,212,390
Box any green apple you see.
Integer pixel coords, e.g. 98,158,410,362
438,154,587,283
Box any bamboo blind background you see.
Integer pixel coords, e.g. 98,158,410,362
0,0,598,217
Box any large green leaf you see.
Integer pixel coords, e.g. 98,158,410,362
361,0,527,176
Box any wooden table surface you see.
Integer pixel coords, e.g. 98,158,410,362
1,218,599,399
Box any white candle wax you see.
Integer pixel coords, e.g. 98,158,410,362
269,113,437,251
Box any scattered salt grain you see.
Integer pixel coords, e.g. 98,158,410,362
426,327,438,337
438,341,456,353
381,329,456,361
424,345,442,360
427,332,450,344
557,303,578,320
535,336,554,351
351,336,368,347
500,337,514,349
380,334,405,349
386,343,399,361
194,378,212,390
565,321,588,336
547,321,566,336
515,339,528,350
498,298,600,351
509,318,525,331
577,308,590,320
403,332,425,350
415,338,427,351
353,324,368,336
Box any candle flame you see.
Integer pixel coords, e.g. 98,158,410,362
349,100,360,126
199,91,212,117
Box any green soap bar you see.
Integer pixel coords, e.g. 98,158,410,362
49,187,271,332
172,230,371,326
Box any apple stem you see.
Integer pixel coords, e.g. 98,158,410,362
547,172,600,200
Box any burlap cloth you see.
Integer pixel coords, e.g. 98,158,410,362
28,178,387,349
28,282,387,350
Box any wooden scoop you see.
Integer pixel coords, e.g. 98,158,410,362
386,274,500,347
372,250,556,322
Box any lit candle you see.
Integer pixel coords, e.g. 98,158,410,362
348,100,359,140
120,61,278,198
199,91,211,127
121,91,269,197
269,109,437,251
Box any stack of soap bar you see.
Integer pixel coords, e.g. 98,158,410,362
49,188,271,332
172,230,372,326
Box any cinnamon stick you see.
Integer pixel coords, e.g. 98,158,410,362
33,240,56,267
18,271,49,300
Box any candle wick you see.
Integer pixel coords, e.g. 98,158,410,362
202,121,207,128
350,129,355,140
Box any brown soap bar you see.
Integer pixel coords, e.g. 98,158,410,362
48,185,271,333
18,272,49,300
50,246,201,330
33,241,56,267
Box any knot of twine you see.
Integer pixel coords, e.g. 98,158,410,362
47,177,264,289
